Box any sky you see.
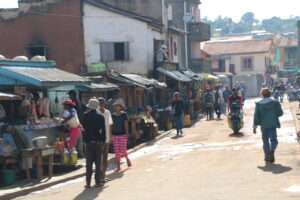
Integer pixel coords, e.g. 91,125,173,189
201,0,300,22
0,0,18,9
1,0,300,22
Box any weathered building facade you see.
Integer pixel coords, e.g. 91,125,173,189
83,0,166,75
165,0,211,72
203,38,275,76
0,0,86,74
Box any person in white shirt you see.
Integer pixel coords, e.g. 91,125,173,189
97,97,113,183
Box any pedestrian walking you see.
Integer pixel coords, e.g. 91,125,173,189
219,85,226,114
82,99,106,188
214,86,222,120
68,90,84,157
172,92,185,136
253,88,283,163
204,87,215,120
62,100,81,150
111,99,131,171
97,97,113,183
223,86,232,114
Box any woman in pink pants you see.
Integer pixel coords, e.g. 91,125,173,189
62,100,81,149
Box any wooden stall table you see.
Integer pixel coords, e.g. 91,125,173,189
21,146,54,180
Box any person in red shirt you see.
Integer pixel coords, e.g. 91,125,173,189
228,88,243,110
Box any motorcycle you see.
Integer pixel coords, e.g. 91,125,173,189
228,102,243,135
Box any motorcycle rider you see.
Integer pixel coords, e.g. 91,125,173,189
228,88,244,134
228,88,243,111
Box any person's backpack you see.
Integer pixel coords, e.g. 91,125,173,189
205,93,214,104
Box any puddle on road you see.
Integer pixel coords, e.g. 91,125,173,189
284,185,300,193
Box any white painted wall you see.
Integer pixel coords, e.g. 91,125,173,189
230,52,273,75
83,3,163,75
211,52,274,75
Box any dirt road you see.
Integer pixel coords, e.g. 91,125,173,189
15,99,300,200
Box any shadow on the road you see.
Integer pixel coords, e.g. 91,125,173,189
73,185,107,200
106,168,129,181
171,134,185,139
257,163,292,174
229,132,244,137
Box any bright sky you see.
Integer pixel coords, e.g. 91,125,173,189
0,0,18,8
201,0,300,22
1,0,300,22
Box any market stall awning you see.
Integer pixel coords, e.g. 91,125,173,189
200,73,220,82
0,92,21,100
77,82,119,92
157,67,192,82
121,74,167,88
182,70,205,81
217,75,230,83
0,64,90,87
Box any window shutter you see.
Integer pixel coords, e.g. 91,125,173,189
124,42,130,61
100,42,115,62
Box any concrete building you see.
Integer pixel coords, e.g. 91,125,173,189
83,1,168,75
203,38,276,76
0,0,86,74
165,0,211,72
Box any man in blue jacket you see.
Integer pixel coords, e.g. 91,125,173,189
253,88,283,163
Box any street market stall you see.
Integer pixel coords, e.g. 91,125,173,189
107,71,167,146
0,59,90,181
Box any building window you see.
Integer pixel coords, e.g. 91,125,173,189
25,45,47,58
241,57,253,71
100,42,129,62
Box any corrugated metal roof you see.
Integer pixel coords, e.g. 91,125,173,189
182,70,205,81
0,66,90,87
121,74,167,87
157,67,192,82
121,74,155,87
80,82,119,92
203,38,273,56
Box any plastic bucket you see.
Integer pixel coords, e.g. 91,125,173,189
1,170,16,185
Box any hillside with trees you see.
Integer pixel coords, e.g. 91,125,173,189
203,12,300,38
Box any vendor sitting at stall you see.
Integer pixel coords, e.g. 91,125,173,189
136,106,158,141
62,100,81,150
0,123,31,172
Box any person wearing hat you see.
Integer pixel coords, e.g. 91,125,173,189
62,100,81,150
111,99,131,171
106,88,125,113
82,98,106,188
67,90,84,156
97,97,113,183
253,88,283,163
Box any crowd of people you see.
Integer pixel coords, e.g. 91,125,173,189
203,84,245,121
61,88,132,188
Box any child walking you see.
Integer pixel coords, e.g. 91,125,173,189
111,99,132,171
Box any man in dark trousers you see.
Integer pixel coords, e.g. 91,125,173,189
82,99,106,188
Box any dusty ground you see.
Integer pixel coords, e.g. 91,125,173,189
15,99,300,200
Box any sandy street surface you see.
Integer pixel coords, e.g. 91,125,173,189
15,99,300,200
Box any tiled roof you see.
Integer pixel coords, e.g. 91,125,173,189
203,38,273,56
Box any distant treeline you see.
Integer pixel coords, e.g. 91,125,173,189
203,12,300,37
